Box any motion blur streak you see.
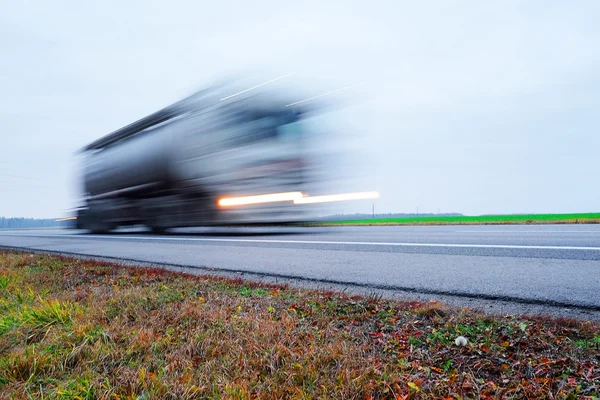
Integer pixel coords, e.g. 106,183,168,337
72,78,372,233
294,191,380,204
218,192,304,207
219,72,296,101
285,83,360,107
55,217,77,222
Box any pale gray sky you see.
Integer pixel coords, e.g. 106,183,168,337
1,0,599,217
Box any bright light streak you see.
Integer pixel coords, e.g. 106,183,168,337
220,72,297,101
218,191,303,207
285,83,360,107
55,216,77,222
293,191,380,204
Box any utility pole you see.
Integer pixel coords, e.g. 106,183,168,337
372,203,375,219
417,206,419,216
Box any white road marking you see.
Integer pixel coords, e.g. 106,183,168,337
459,230,600,233
1,233,600,251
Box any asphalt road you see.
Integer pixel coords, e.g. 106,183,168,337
1,224,599,318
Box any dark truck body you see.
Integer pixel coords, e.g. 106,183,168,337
76,86,316,233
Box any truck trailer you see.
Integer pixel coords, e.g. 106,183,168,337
75,85,318,233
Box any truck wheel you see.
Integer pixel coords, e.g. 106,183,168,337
89,219,111,234
146,211,168,234
150,226,166,234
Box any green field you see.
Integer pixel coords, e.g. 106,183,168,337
317,212,600,226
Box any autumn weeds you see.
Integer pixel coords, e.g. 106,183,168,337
0,251,598,399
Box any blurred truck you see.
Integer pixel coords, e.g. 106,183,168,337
75,84,320,233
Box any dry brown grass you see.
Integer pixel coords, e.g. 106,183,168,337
0,251,598,399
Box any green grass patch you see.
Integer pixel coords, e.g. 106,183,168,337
0,275,11,290
0,251,598,399
21,299,77,328
316,212,600,226
238,286,269,297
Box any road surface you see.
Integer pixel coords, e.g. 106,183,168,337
1,224,599,319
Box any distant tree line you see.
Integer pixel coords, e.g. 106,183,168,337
0,217,62,229
323,212,463,221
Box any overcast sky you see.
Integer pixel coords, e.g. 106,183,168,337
2,1,599,218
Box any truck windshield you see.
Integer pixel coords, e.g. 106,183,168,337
277,120,303,144
229,111,303,145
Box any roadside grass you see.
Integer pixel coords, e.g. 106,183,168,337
316,212,600,226
0,251,598,399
